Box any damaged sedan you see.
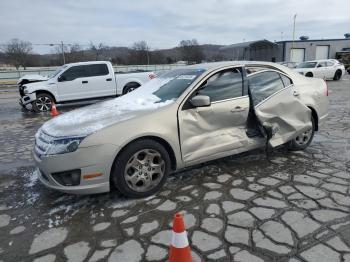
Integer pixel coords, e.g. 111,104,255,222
33,61,329,197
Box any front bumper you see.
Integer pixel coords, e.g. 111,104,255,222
33,143,120,194
19,93,36,106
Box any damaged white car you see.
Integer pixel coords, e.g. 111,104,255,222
33,61,329,197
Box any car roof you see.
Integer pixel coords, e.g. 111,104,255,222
185,61,288,71
64,61,109,66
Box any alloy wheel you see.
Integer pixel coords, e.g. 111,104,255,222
124,149,165,192
35,96,52,111
294,129,313,146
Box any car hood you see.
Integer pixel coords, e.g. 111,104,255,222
41,94,174,137
17,74,49,84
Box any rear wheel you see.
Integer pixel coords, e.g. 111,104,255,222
333,70,342,81
123,82,141,95
111,139,170,198
288,116,315,151
32,93,54,112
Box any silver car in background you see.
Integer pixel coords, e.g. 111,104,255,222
33,61,329,197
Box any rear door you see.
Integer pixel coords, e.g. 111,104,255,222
82,64,115,98
248,70,312,147
178,67,250,165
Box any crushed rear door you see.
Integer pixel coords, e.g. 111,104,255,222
249,70,312,147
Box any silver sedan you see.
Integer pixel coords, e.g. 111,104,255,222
33,61,329,197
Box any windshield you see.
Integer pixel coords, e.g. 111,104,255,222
126,68,205,102
48,66,67,78
296,62,317,69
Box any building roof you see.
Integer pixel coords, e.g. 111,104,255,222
220,39,278,50
277,38,350,43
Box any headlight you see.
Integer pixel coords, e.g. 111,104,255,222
23,87,29,94
45,136,86,155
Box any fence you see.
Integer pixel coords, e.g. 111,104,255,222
0,64,187,81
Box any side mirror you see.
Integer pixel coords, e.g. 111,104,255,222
317,64,322,68
58,75,66,82
190,95,211,107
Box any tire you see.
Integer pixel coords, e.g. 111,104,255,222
111,139,171,198
288,116,315,151
32,93,54,112
122,83,140,95
333,70,342,81
305,72,313,78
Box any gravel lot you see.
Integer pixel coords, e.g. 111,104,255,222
0,75,349,262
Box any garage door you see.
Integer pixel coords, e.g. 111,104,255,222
316,46,329,60
290,48,305,63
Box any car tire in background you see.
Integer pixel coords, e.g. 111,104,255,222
122,82,141,95
111,139,171,198
305,72,313,78
333,70,342,81
288,116,315,151
32,92,54,112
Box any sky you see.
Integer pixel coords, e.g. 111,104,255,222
0,0,349,54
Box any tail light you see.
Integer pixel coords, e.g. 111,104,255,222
324,80,328,96
149,73,157,79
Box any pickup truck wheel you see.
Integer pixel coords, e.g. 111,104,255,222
288,116,315,151
333,70,342,81
32,93,54,112
111,139,170,198
123,83,141,94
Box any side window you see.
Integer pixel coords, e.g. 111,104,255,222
326,61,334,67
60,66,86,81
85,64,109,77
249,71,285,106
280,74,293,87
317,62,327,68
197,68,243,102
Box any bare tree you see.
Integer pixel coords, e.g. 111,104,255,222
129,41,150,65
2,39,33,69
179,39,204,64
89,42,107,60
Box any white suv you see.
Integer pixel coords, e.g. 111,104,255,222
294,59,346,80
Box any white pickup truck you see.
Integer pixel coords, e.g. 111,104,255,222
19,61,155,112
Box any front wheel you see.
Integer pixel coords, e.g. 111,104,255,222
32,93,54,112
111,139,171,198
288,116,315,151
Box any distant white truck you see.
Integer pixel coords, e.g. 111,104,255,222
19,61,155,112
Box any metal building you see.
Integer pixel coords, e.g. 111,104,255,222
277,37,350,63
219,40,280,62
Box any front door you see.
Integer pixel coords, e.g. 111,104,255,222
57,65,86,101
248,70,312,147
178,67,250,165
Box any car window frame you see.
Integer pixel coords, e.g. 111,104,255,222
248,69,293,108
59,65,87,82
181,66,246,110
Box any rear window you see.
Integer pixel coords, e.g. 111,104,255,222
249,71,285,106
85,64,109,77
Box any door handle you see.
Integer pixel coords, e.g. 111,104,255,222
106,78,112,81
293,90,300,96
231,106,245,113
82,80,88,84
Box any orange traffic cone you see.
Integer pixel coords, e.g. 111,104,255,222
169,213,194,262
50,103,59,117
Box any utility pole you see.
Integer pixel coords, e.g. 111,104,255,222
61,41,66,65
291,14,297,62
